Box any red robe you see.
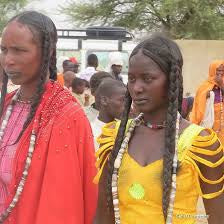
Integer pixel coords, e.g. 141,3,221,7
2,81,97,224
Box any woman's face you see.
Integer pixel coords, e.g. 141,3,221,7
216,64,224,77
0,21,42,86
128,50,168,114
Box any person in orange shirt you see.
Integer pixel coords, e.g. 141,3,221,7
57,59,77,86
94,35,224,224
190,60,224,144
0,11,97,224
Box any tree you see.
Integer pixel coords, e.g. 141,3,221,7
59,0,224,39
0,0,30,33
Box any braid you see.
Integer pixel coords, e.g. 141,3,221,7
178,67,183,113
106,90,132,211
15,29,51,143
0,72,8,118
129,35,183,220
103,34,184,220
49,47,57,80
162,63,180,220
1,11,58,144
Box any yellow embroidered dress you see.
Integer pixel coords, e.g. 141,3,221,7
95,122,224,224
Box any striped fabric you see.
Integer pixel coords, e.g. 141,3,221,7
0,102,30,214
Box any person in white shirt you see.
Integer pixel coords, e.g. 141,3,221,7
79,54,98,82
91,79,126,150
108,51,124,82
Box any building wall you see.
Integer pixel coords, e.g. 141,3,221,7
176,40,224,96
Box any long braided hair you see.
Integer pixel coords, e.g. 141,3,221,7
0,11,58,141
105,34,183,221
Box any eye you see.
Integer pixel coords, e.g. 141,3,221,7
0,46,7,54
128,75,136,83
14,48,26,52
144,76,153,82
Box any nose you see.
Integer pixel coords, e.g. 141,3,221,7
2,51,15,69
133,80,144,94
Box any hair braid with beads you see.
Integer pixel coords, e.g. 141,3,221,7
0,11,58,142
0,72,8,118
105,90,132,210
105,34,183,221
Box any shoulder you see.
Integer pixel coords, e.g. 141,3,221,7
56,101,87,125
194,128,220,150
182,124,223,166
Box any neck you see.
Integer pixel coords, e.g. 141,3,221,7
19,78,49,101
73,90,81,94
98,110,114,123
64,82,70,89
112,71,119,77
143,107,167,124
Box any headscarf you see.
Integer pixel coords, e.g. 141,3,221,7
190,60,224,124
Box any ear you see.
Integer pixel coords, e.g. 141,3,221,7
100,96,109,107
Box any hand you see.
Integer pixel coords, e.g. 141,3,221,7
84,93,90,102
84,94,90,107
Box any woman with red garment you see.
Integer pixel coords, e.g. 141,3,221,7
0,11,97,224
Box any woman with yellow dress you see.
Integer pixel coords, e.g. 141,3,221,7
190,60,224,145
94,35,224,224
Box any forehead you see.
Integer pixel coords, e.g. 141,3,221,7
217,64,224,69
1,21,35,46
65,72,75,78
111,86,126,96
129,51,163,74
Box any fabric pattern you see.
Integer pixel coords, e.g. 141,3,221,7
1,81,97,224
0,102,30,215
95,121,224,224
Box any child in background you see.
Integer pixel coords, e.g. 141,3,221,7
72,78,90,107
84,71,113,122
91,79,126,150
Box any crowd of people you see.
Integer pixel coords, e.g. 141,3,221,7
0,10,223,224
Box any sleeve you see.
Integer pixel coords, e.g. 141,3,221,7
73,107,98,224
93,120,119,184
184,129,224,199
34,104,97,224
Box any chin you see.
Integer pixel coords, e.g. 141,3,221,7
9,78,22,86
134,105,150,114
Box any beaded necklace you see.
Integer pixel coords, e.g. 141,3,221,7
112,112,180,224
217,88,224,133
142,118,166,129
0,90,37,223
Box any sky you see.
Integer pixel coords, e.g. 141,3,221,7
26,0,72,28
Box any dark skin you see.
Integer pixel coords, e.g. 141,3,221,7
214,64,224,89
207,64,224,98
63,71,75,89
0,21,46,101
96,51,224,223
111,64,122,76
98,86,126,123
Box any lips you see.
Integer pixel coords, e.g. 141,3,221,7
6,72,20,79
133,98,148,105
